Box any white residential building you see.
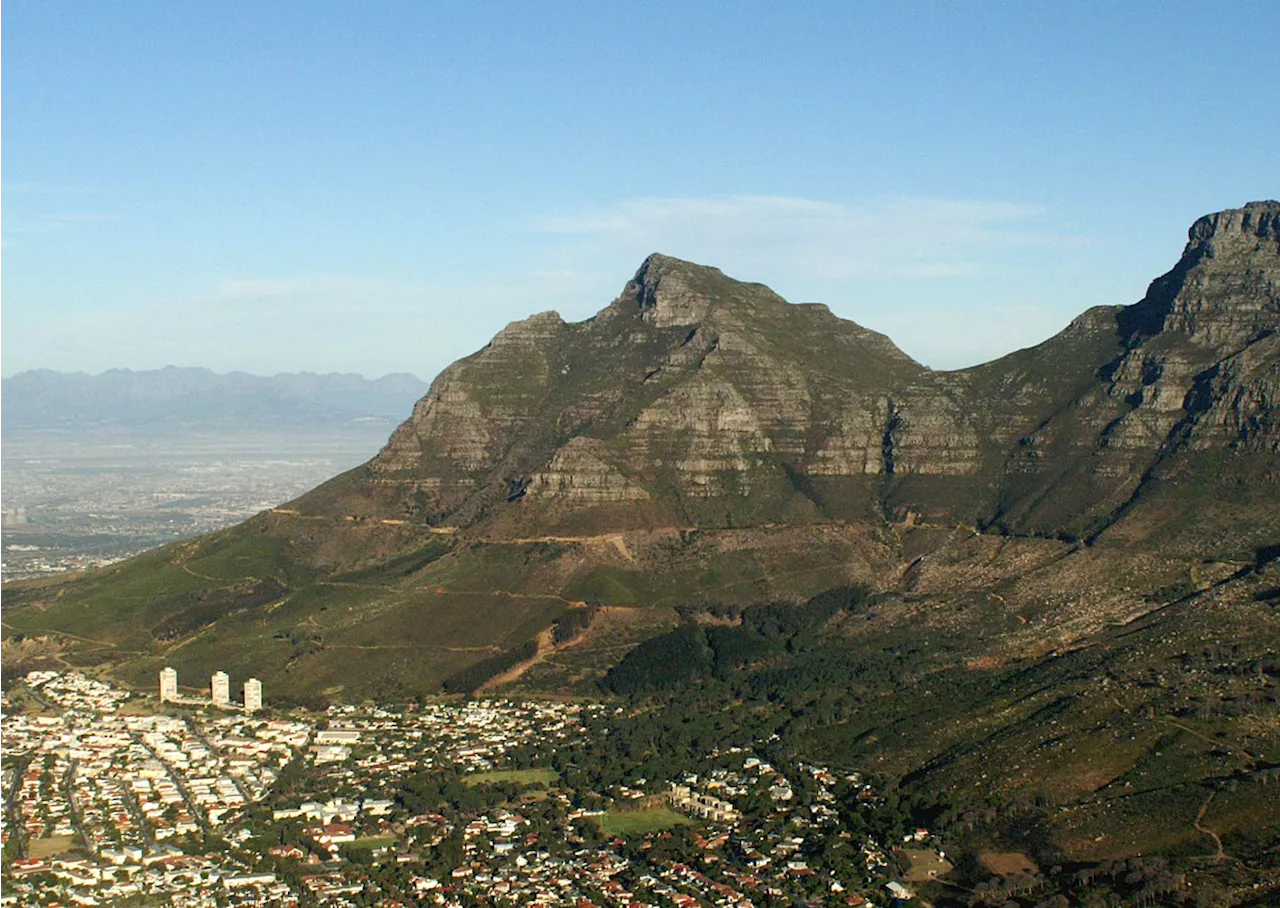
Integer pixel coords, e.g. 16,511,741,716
211,671,231,707
244,678,262,713
159,667,178,702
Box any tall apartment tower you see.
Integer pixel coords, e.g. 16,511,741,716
243,678,263,713
211,671,231,707
159,667,178,702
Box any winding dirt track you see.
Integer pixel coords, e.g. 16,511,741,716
1193,789,1225,861
476,628,558,692
476,607,609,692
492,533,637,562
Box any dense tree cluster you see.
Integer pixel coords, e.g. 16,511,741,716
603,585,870,694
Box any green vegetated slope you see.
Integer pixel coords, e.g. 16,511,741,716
572,557,1280,868
4,203,1280,864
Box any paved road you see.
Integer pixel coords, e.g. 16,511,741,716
3,753,34,860
128,721,213,834
63,760,93,854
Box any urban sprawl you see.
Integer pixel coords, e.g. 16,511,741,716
2,671,944,906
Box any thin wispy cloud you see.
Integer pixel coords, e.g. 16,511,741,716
210,275,424,305
537,195,1058,281
203,272,580,321
215,277,335,300
40,212,107,222
2,182,114,246
1,182,112,196
4,212,110,235
527,194,1101,370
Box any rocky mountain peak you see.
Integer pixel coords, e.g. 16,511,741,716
1120,203,1280,351
1173,202,1278,343
365,206,1277,554
1186,199,1280,254
627,253,728,327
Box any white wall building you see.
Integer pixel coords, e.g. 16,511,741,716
159,667,178,702
244,678,262,713
212,671,231,707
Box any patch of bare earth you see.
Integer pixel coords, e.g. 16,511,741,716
979,852,1040,877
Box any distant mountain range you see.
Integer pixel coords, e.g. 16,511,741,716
1,367,429,432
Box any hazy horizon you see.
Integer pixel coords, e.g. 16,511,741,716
2,364,426,382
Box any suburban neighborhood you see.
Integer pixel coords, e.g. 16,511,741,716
3,670,940,906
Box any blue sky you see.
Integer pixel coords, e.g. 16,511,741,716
4,1,1278,380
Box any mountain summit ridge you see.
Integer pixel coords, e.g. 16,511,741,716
628,252,740,327
334,202,1276,554
1188,198,1280,248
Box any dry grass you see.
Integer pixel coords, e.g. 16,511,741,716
28,835,78,859
903,847,954,882
980,852,1039,876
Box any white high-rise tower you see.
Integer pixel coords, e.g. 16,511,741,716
159,667,178,702
211,671,231,707
243,678,263,713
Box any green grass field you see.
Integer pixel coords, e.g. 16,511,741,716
346,835,397,851
461,768,560,787
596,806,691,837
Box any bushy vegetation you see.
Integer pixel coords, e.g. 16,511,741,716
570,571,1280,899
149,578,287,640
328,540,453,583
552,603,599,644
603,585,869,694
441,639,538,694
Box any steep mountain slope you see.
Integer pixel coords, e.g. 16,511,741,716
296,200,1277,556
4,203,1277,710
305,253,928,537
974,202,1280,553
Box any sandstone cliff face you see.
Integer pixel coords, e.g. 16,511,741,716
376,311,569,488
314,202,1278,557
1171,201,1280,348
807,397,895,476
1160,204,1280,457
527,437,650,503
977,201,1280,545
631,253,720,328
356,252,923,525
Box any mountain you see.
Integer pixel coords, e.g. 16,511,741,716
5,202,1279,862
1,367,429,431
291,202,1276,555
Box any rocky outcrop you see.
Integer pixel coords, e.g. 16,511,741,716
372,310,571,510
888,388,984,476
1102,202,1278,453
808,398,894,475
629,374,775,495
527,438,650,502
